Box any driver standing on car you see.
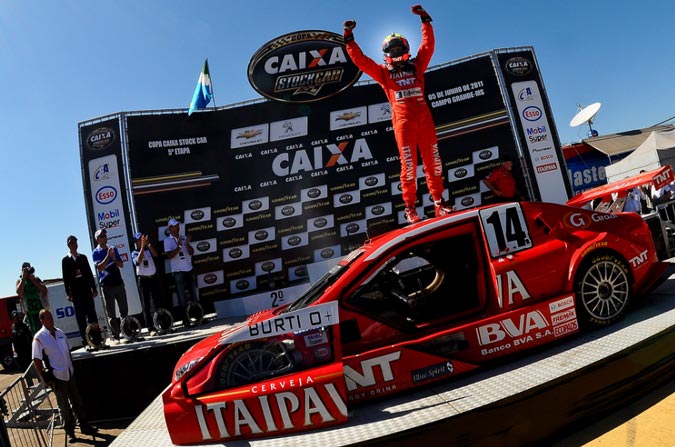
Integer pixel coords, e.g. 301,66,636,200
343,4,453,224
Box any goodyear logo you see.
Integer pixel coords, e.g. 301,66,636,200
248,30,362,103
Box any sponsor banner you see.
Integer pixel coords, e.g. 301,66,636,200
87,153,141,315
511,80,569,203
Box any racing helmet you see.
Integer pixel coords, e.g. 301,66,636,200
382,33,410,66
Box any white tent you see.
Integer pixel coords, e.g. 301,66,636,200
605,127,675,183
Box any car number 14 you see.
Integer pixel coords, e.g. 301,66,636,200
480,204,532,257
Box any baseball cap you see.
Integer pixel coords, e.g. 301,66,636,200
95,229,107,239
168,219,180,227
133,232,143,241
67,235,78,244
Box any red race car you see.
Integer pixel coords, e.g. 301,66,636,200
163,201,669,444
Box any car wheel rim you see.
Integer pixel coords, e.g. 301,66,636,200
226,346,292,386
580,260,629,320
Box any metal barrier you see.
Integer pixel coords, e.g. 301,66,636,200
0,364,58,447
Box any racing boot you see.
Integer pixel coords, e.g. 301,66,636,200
434,199,454,217
404,207,421,224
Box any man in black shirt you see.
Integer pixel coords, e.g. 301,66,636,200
62,235,99,347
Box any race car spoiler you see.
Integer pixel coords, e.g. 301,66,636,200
566,165,674,207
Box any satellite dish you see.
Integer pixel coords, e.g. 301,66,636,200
570,102,602,137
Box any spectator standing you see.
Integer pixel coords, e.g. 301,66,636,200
32,309,97,442
623,187,643,213
163,219,199,326
343,5,453,224
62,235,100,348
131,232,161,333
10,311,32,370
15,262,48,334
91,229,128,341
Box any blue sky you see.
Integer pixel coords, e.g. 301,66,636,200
1,0,674,297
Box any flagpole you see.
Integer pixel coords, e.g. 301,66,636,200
207,58,217,110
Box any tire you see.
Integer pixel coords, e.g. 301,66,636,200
216,342,294,388
574,253,631,328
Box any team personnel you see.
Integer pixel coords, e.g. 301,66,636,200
32,309,97,441
343,4,452,224
482,157,522,203
163,219,199,326
131,232,161,333
62,235,100,348
92,229,129,340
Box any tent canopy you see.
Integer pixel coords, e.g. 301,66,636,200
603,127,675,183
583,124,675,157
566,165,674,207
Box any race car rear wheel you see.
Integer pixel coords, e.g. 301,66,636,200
575,253,631,328
216,342,294,388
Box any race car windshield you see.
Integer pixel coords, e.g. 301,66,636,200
286,263,347,312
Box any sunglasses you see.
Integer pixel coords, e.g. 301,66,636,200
97,234,107,239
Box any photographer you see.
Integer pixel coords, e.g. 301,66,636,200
15,262,48,334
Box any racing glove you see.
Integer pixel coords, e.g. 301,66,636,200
411,4,432,23
343,20,356,43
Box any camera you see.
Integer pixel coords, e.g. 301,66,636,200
24,266,35,275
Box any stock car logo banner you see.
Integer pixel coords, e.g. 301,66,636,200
80,47,569,316
248,30,362,103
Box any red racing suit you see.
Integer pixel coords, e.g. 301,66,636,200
346,22,444,208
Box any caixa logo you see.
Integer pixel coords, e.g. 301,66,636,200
190,210,205,221
95,186,117,205
86,127,116,150
522,106,542,122
479,149,493,160
203,274,218,285
248,30,361,103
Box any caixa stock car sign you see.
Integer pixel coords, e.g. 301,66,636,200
248,30,362,103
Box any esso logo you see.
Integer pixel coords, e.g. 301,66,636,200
566,212,590,229
96,186,117,205
522,106,542,122
294,266,308,277
313,217,328,228
261,262,276,272
236,279,250,290
249,200,263,211
196,241,211,252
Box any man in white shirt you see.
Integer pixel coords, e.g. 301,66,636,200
163,219,199,326
32,309,97,441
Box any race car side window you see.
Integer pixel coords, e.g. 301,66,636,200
346,221,485,329
480,203,532,257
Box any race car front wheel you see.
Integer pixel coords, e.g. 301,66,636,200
574,253,631,328
216,342,295,388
